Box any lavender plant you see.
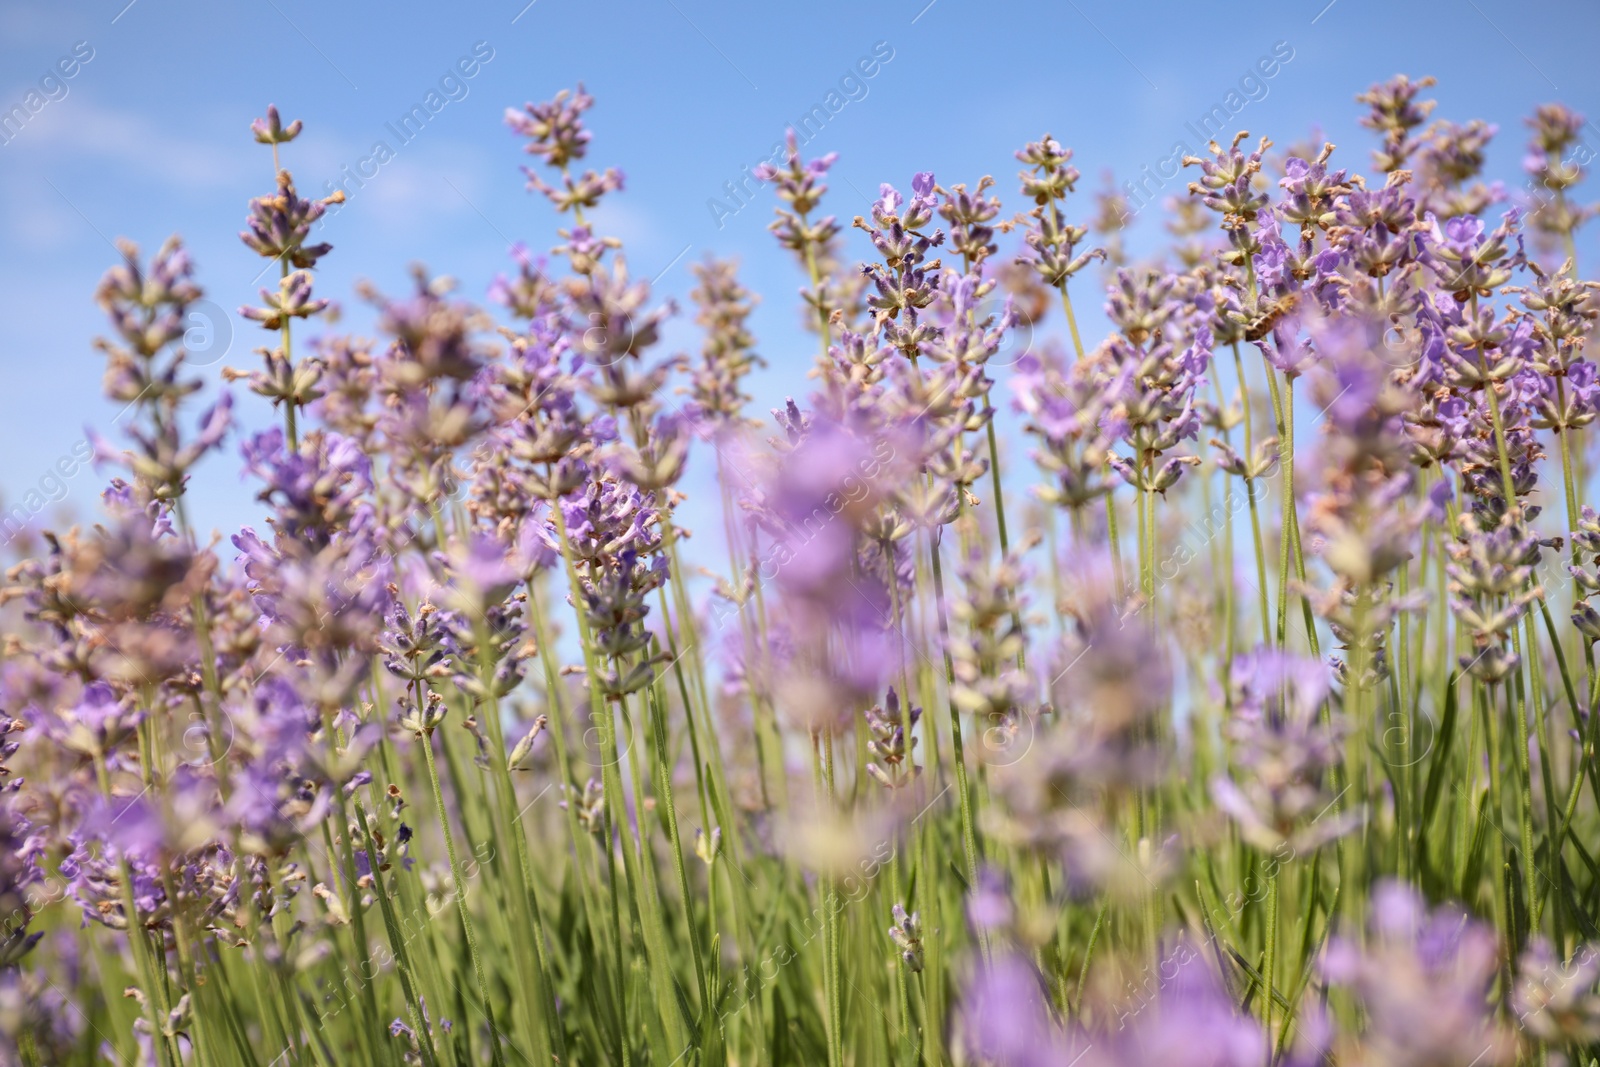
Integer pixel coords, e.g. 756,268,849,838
9,73,1600,1067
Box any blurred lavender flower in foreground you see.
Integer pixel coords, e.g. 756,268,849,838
1322,881,1513,1066
1210,647,1357,853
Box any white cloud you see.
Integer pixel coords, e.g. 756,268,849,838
8,97,246,191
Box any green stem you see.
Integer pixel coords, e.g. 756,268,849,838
279,258,298,451
355,804,442,1067
419,726,509,1067
928,530,981,891
1264,865,1279,1058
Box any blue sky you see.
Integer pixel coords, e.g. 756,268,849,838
2,0,1598,543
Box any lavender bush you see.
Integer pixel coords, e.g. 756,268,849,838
5,73,1600,1067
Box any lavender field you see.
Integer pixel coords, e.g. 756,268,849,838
8,15,1600,1067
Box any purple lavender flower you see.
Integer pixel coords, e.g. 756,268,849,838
1423,209,1521,299
505,85,594,169
1524,103,1588,192
32,681,144,763
1513,938,1600,1045
240,427,373,546
887,903,924,972
1210,648,1356,852
962,952,1083,1067
92,237,236,501
1323,881,1513,1065
965,866,1013,934
1417,119,1504,219
250,104,302,145
0,809,43,967
863,687,921,789
1356,74,1438,173
1015,135,1104,289
939,176,1002,267
686,257,765,430
1091,937,1272,1067
0,968,84,1064
506,85,625,215
1184,133,1272,242
239,170,338,269
949,542,1034,746
756,131,866,348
